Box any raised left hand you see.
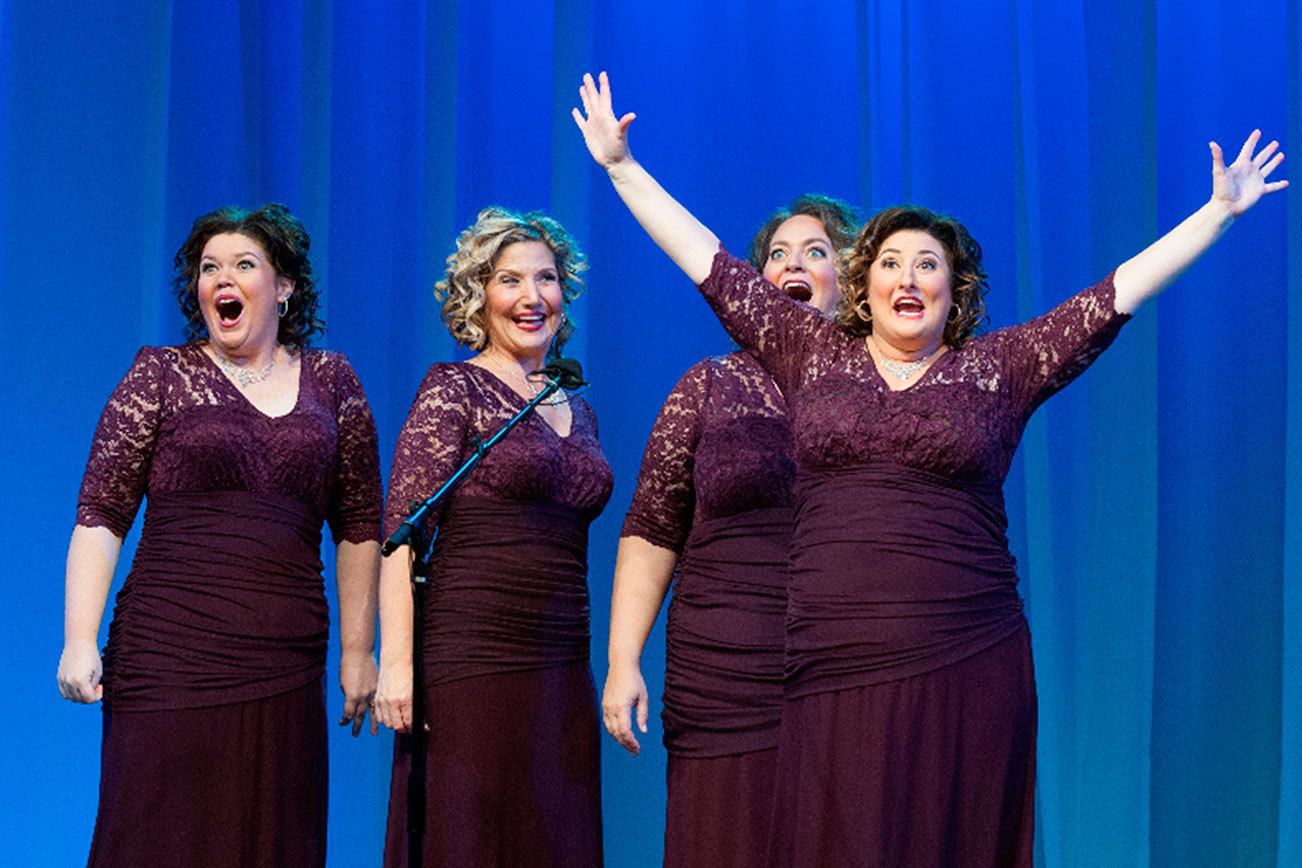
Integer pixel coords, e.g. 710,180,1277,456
339,650,379,736
1211,129,1288,217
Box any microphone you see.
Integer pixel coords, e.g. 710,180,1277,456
537,357,587,390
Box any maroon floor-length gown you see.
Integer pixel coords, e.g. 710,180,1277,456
381,363,613,868
75,343,383,868
621,352,794,867
695,250,1130,867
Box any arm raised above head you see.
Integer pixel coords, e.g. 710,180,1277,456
572,71,720,284
1113,130,1287,314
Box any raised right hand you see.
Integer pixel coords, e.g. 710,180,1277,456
602,661,649,755
572,71,637,169
1210,129,1287,217
57,640,103,704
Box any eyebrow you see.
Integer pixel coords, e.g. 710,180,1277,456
772,237,830,248
879,247,941,257
493,266,558,276
201,250,263,260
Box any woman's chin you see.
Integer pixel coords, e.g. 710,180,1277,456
207,323,276,356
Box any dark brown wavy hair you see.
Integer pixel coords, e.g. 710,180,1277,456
748,193,861,272
172,203,322,348
840,205,988,348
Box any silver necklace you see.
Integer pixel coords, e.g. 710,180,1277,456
877,347,937,381
213,349,276,388
485,357,569,406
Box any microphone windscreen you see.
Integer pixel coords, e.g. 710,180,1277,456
540,357,587,390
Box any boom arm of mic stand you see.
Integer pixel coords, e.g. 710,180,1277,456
381,376,564,557
378,372,565,868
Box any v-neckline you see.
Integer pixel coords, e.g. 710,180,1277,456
198,344,305,420
465,362,575,439
864,340,951,393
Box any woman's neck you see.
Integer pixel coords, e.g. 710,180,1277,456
867,332,943,363
478,347,546,375
209,340,281,370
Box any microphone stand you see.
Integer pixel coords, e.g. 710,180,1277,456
381,363,581,868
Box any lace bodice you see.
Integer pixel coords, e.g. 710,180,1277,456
698,250,1130,483
76,343,382,544
621,352,794,553
384,363,613,537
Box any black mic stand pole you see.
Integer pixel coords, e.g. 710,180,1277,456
381,369,572,868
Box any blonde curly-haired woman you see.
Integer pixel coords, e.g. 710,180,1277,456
374,207,612,867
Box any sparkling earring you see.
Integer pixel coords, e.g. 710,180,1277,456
278,298,290,318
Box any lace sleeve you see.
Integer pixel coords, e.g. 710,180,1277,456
324,353,383,545
384,365,472,538
620,360,710,553
75,346,164,538
697,247,829,394
994,273,1131,417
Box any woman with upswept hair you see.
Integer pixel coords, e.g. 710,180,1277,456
574,71,1287,865
374,206,612,867
57,203,383,867
605,193,858,867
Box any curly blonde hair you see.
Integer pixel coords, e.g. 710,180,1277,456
435,206,588,353
840,205,989,348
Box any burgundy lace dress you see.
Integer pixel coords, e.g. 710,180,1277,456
380,363,613,868
74,343,382,868
697,250,1130,866
621,352,794,867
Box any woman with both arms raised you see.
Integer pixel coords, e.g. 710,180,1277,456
573,70,1286,865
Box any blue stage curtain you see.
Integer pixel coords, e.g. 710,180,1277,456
2,1,1296,864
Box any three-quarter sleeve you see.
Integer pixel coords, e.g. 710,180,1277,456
76,346,164,538
325,354,383,545
995,273,1131,416
384,365,472,538
620,360,712,553
696,247,834,394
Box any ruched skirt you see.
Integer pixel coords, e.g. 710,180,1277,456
662,507,790,867
383,498,602,868
772,465,1036,866
90,490,332,867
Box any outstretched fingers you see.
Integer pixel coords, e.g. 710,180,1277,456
1236,129,1262,164
1253,138,1280,168
597,70,614,113
1209,140,1226,172
1252,137,1288,193
577,72,596,119
572,70,635,168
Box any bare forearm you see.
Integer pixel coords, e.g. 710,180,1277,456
605,159,721,285
607,536,677,668
335,540,380,656
65,525,122,645
377,546,415,667
1113,199,1236,314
